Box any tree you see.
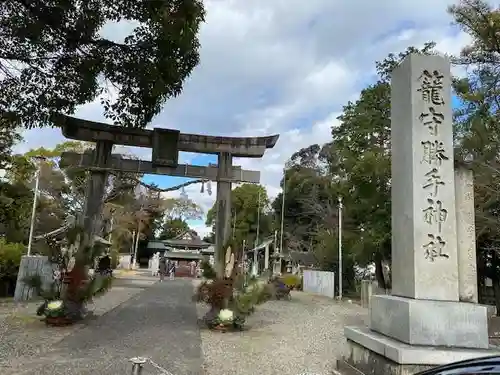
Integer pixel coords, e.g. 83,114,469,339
6,142,96,238
107,195,203,250
154,196,203,242
135,190,166,241
5,141,150,248
0,0,205,128
272,145,333,253
0,119,21,170
158,218,190,240
447,0,500,311
0,181,33,243
4,140,206,255
325,82,393,288
103,186,165,253
448,0,500,68
270,145,359,291
206,184,272,249
163,197,203,222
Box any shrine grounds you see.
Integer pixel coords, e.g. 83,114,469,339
0,271,368,375
194,280,368,375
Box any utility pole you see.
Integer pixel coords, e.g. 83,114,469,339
132,226,140,270
255,189,261,247
252,189,261,276
279,168,286,254
338,196,343,300
132,187,147,270
27,156,45,256
130,230,136,270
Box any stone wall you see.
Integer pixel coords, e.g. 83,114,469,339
303,270,335,298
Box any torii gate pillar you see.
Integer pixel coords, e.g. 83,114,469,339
215,152,233,275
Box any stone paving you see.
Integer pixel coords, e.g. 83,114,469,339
1,272,205,375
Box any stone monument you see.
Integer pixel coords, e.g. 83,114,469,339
338,54,497,375
14,255,55,302
455,165,478,303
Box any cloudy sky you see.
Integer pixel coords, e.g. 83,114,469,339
15,0,491,237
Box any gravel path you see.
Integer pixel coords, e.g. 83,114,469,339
195,283,368,375
2,275,369,375
2,278,201,375
0,272,159,374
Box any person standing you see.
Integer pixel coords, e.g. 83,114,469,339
189,260,196,277
169,260,176,280
158,255,167,282
151,252,160,277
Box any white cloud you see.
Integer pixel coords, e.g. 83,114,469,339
13,0,494,236
190,222,213,239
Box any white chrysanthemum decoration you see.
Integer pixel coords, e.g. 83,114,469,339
47,300,63,311
218,309,234,323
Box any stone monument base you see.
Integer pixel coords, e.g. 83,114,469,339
338,326,498,375
370,295,489,349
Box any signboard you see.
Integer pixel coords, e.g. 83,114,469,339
152,128,180,167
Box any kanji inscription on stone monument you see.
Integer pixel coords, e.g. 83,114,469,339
422,198,448,232
417,66,452,263
391,53,458,300
417,69,445,105
423,233,449,262
421,140,449,166
422,168,445,197
419,107,444,136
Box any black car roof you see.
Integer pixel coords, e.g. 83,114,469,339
416,355,500,375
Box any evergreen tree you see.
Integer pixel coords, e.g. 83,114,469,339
0,0,205,128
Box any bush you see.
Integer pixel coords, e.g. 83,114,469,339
0,239,25,279
259,283,274,304
200,260,216,280
231,283,270,316
281,273,302,290
194,278,233,309
0,239,26,297
268,277,291,300
193,246,274,331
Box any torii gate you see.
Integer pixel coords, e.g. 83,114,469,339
53,114,278,274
